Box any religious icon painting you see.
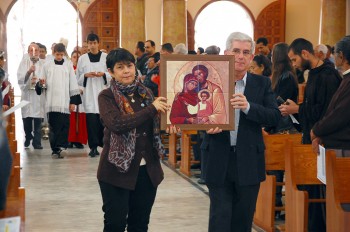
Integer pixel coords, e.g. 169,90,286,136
160,54,235,130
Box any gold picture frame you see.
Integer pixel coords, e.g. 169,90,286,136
160,54,235,130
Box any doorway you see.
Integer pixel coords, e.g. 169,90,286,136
194,1,254,54
6,0,81,95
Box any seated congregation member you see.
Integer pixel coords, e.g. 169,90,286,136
97,48,173,232
202,32,280,232
36,43,82,158
311,35,350,156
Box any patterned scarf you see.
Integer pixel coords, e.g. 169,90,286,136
109,78,164,173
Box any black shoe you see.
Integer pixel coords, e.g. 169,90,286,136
197,178,206,185
89,148,97,157
191,163,201,169
74,143,84,149
67,143,73,148
33,145,43,149
24,139,31,148
275,212,285,220
52,149,66,159
194,173,201,178
94,149,100,156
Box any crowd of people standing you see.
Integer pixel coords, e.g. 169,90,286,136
1,31,350,232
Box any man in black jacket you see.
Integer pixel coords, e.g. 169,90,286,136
279,38,342,232
311,35,350,155
280,38,341,145
202,32,280,232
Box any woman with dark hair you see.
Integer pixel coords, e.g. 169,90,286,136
97,48,172,231
271,43,298,99
266,42,299,220
249,54,272,77
169,73,199,124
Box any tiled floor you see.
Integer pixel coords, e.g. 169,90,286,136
21,143,210,232
14,104,260,232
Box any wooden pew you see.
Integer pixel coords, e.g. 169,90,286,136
326,151,350,232
298,83,306,104
0,101,26,230
180,130,197,177
2,166,26,223
167,133,181,168
254,133,301,232
284,141,324,232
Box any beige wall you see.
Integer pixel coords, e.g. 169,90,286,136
145,0,162,51
145,0,321,47
0,0,327,49
286,0,322,45
187,0,276,21
187,0,322,46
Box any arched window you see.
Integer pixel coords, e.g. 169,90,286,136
195,1,254,54
7,0,80,95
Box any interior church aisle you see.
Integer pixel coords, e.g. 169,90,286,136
20,142,210,232
14,96,257,232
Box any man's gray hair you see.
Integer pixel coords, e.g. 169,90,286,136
174,43,188,55
315,44,328,54
225,32,255,54
205,45,220,55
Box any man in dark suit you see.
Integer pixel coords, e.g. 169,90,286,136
201,32,281,232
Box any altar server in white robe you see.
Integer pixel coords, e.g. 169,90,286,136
36,43,82,158
76,33,110,157
17,43,45,149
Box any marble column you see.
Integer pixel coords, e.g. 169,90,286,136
162,0,187,46
0,10,6,54
321,0,346,45
120,0,145,52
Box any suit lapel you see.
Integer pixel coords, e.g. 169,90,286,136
244,72,258,102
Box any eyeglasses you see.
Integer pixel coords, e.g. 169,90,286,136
230,48,251,57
